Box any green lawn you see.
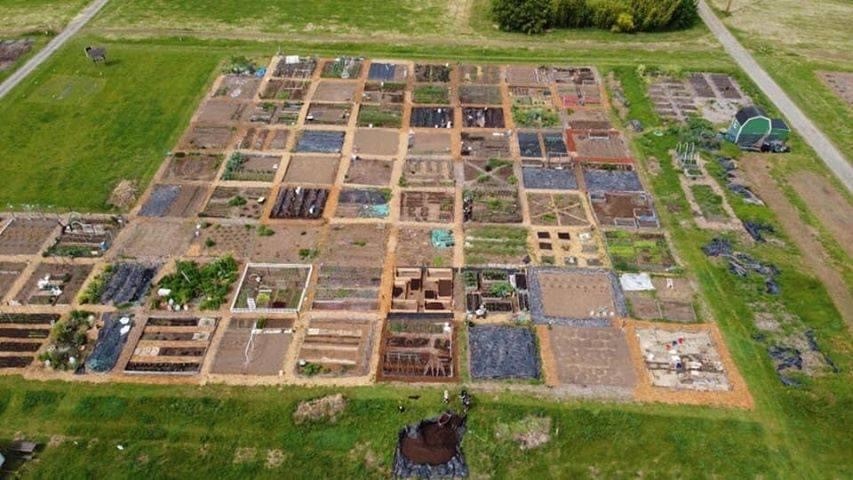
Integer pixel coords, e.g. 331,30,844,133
0,39,221,211
0,0,89,35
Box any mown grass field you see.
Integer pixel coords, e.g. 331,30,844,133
0,0,89,35
708,0,853,161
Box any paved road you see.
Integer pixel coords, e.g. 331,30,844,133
0,0,110,100
698,0,853,192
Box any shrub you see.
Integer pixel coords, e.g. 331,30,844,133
492,0,553,34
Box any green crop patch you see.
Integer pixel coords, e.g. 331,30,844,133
605,230,677,273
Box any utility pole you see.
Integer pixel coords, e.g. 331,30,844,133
726,0,734,14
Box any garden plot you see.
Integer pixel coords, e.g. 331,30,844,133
269,187,329,219
461,107,505,128
686,73,749,123
85,313,135,373
379,317,456,382
312,80,358,102
568,131,631,165
648,77,698,123
312,266,383,311
522,166,577,190
818,71,853,107
85,263,159,306
583,168,643,192
558,84,602,107
125,316,219,375
139,184,209,218
508,86,552,106
232,264,311,313
210,317,293,375
527,193,591,227
200,186,268,219
249,101,303,125
635,327,730,391
0,217,57,255
294,130,345,154
195,99,249,124
152,256,238,312
408,131,452,155
0,39,32,71
0,313,57,370
14,263,92,306
320,224,388,267
400,191,455,223
38,311,96,371
517,131,569,161
0,262,25,299
624,275,696,323
395,228,454,268
179,125,234,151
567,110,612,130
589,191,659,228
238,127,290,151
368,62,408,82
460,132,511,159
214,74,261,100
512,107,560,129
273,56,317,79
344,158,393,186
461,268,529,316
322,57,363,79
506,66,550,85
358,104,403,128
335,188,391,219
296,317,375,377
401,158,454,187
283,155,340,185
463,158,516,189
462,188,523,223
391,267,453,313
362,82,406,104
415,64,452,83
459,64,501,84
413,85,451,104
459,85,502,105
45,217,122,258
464,226,530,266
192,224,256,259
606,231,676,273
114,222,194,259
306,103,352,126
534,229,605,268
251,225,323,263
260,78,311,102
545,326,636,389
528,268,625,326
469,325,539,380
410,107,454,129
354,128,400,156
220,152,281,182
161,153,222,182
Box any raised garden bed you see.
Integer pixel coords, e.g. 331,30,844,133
232,263,312,313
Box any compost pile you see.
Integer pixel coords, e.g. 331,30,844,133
394,412,468,479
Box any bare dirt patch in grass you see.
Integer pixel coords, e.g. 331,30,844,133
789,170,853,258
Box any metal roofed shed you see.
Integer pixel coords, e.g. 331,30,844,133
726,106,790,148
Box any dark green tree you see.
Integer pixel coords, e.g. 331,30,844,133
491,0,553,34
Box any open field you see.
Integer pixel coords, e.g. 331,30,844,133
0,0,89,35
708,0,853,161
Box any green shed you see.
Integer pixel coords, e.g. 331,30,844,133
726,106,789,147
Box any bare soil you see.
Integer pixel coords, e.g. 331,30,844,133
395,227,454,267
345,158,393,186
284,155,341,185
353,128,400,156
789,170,853,258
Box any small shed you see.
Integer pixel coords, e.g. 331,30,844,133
726,106,790,147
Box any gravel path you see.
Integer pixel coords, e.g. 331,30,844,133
698,0,853,192
0,0,110,100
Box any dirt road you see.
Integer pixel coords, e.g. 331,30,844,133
741,156,853,327
698,1,853,192
0,0,110,100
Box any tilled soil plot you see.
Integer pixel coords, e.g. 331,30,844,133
400,191,455,223
589,191,659,228
547,325,636,390
354,128,400,156
115,222,194,259
195,99,249,124
273,57,317,79
459,64,501,84
362,82,406,104
461,132,511,159
395,227,454,267
306,103,352,126
221,153,281,182
161,153,222,182
200,187,268,219
415,64,452,83
312,266,383,311
527,193,591,227
459,85,502,105
296,317,375,376
0,262,26,299
214,75,261,100
312,80,358,103
379,317,456,381
402,158,455,187
15,263,93,305
469,325,540,380
335,188,390,219
239,127,290,151
789,170,853,258
462,158,515,188
210,318,293,375
125,316,218,374
284,155,340,185
0,218,57,255
179,125,234,151
251,225,324,263
269,187,329,219
320,224,388,266
408,131,452,156
528,268,625,325
260,79,310,101
139,184,209,218
345,158,394,186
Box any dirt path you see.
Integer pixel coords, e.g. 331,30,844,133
0,0,110,100
698,0,853,191
788,171,853,259
740,157,853,327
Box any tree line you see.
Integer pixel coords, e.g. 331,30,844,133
491,0,699,34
